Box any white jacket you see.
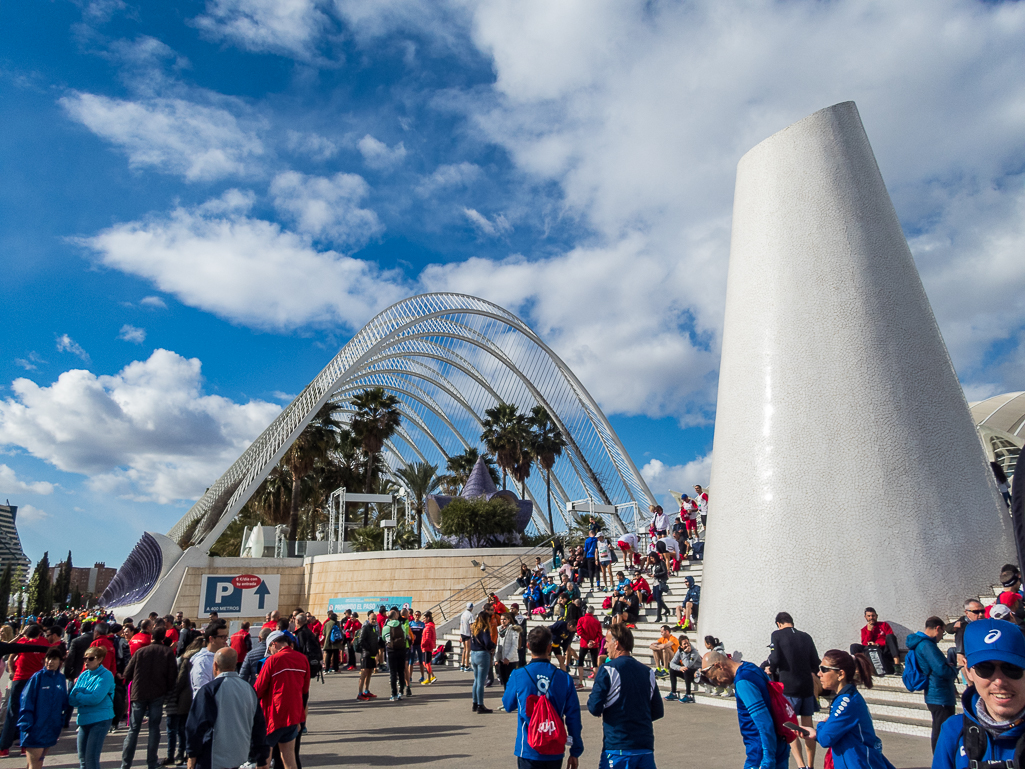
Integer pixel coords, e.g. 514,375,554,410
496,624,521,664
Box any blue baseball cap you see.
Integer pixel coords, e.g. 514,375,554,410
964,618,1025,669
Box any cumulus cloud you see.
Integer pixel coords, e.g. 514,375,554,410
16,504,51,523
269,171,383,247
60,92,263,181
357,134,407,169
118,324,146,343
139,296,167,309
55,334,90,364
0,349,281,503
285,130,338,161
193,0,330,59
79,191,403,331
0,465,55,496
641,455,712,511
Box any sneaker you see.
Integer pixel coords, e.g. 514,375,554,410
389,696,397,701
681,695,695,703
366,691,378,699
477,705,493,714
664,692,678,701
20,748,26,757
420,677,431,685
346,665,356,671
240,762,258,769
405,687,412,697
472,702,478,712
428,675,437,684
396,694,402,700
419,676,425,683
0,751,9,758
356,693,369,701
587,672,596,679
161,759,177,767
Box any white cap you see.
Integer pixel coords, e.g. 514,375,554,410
467,602,474,610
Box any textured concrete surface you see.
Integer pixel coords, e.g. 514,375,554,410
703,100,1014,659
26,667,934,768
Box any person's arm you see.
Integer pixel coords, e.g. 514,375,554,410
251,698,270,769
734,679,778,768
124,652,137,684
562,673,584,758
70,671,111,708
812,693,859,747
649,667,664,721
184,685,216,761
16,674,39,734
586,666,609,716
501,670,518,713
766,633,780,674
930,716,960,769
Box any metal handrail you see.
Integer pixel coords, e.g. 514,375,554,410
422,541,560,624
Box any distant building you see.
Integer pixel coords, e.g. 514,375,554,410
49,561,117,597
0,502,32,577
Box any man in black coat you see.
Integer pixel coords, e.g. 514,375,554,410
64,621,94,682
764,612,820,769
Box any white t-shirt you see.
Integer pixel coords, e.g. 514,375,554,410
459,610,473,636
697,492,708,514
618,532,639,549
659,536,680,555
597,539,611,563
653,512,668,530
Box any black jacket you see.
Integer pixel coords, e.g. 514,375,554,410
767,626,820,698
65,632,94,680
124,643,178,702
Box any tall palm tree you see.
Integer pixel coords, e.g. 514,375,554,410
443,448,500,493
481,403,529,490
530,405,567,536
283,403,342,542
350,388,402,526
395,461,442,546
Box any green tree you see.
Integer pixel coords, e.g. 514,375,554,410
349,525,384,552
395,461,442,546
439,497,517,548
529,405,567,536
481,403,529,491
0,563,13,620
53,550,73,610
70,585,82,610
283,403,342,542
350,388,402,526
443,448,499,493
26,552,52,615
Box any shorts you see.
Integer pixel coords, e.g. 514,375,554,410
653,529,667,537
600,749,656,769
580,646,599,666
265,724,301,746
460,634,471,642
617,542,631,552
408,646,424,663
655,541,667,554
361,654,377,671
785,694,820,716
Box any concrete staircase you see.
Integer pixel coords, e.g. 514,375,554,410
440,560,1013,739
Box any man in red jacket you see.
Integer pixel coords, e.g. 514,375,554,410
88,621,118,676
255,631,310,769
231,622,252,671
576,607,603,685
128,618,153,655
850,606,901,674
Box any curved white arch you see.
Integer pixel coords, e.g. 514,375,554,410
166,293,655,551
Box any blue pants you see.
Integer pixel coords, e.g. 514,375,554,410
600,750,657,768
121,697,162,769
470,650,490,705
165,713,186,761
78,720,108,769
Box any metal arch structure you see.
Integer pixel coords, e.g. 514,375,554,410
166,293,656,552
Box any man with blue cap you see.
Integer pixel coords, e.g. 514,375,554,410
933,618,1025,768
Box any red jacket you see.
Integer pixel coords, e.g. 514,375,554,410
860,621,894,646
129,632,152,655
11,637,47,681
576,613,603,649
421,622,437,652
89,635,118,676
230,629,250,659
254,647,311,733
165,627,179,646
343,618,360,639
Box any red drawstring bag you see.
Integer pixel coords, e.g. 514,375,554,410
525,692,568,755
824,749,834,769
766,681,799,743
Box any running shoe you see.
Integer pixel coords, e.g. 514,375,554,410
356,693,369,701
405,686,412,697
664,692,678,701
366,691,378,699
428,675,437,684
389,696,397,701
420,678,431,685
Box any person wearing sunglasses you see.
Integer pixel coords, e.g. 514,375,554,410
944,599,987,672
69,646,115,769
796,649,893,769
933,618,1025,769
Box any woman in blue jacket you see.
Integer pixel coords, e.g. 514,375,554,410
803,650,895,769
68,646,115,769
17,648,69,769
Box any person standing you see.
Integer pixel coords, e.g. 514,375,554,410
121,627,178,769
190,624,229,696
470,611,496,714
240,627,271,685
596,534,614,591
356,615,379,702
164,638,202,767
459,603,474,672
420,612,437,686
764,612,820,769
495,613,521,688
0,625,48,757
184,648,269,769
17,648,68,769
321,613,342,674
583,530,599,590
693,485,709,530
503,625,584,768
229,623,252,672
905,616,956,752
69,646,116,769
576,607,603,685
702,650,790,769
254,632,310,769
382,610,408,702
587,625,664,768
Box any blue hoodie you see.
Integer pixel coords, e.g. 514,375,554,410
584,536,598,559
933,688,1025,769
816,684,895,769
17,668,68,748
69,664,115,726
905,632,956,707
587,655,664,751
502,660,583,760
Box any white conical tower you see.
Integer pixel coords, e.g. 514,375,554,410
701,101,1013,658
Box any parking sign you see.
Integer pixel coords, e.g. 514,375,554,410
200,574,280,617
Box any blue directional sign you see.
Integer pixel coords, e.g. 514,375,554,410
200,574,280,617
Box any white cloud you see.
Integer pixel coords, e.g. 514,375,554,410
415,162,481,196
13,353,45,372
193,0,330,59
357,134,407,169
285,130,338,161
641,455,712,511
60,92,264,181
79,192,402,331
0,465,55,496
0,349,281,503
269,171,383,248
462,207,510,237
139,296,167,309
55,334,91,364
16,504,51,524
271,391,297,402
118,324,146,343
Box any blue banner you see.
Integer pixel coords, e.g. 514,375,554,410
327,595,414,614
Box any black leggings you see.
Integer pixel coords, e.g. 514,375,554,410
670,668,695,695
325,648,340,671
584,557,597,587
387,649,407,696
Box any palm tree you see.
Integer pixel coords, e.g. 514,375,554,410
350,388,402,526
395,461,442,546
443,448,500,493
283,403,342,542
530,405,567,536
481,403,529,490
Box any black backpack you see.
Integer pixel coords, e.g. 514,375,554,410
963,717,1025,768
385,624,405,650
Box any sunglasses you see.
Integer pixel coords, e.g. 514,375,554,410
972,661,1025,680
84,657,99,662
819,665,841,673
967,609,986,615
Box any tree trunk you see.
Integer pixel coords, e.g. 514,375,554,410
546,469,554,536
287,469,302,546
502,468,507,490
417,503,423,547
364,455,374,527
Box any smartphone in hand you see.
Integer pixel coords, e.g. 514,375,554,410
783,721,809,737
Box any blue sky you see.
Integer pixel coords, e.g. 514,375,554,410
2,0,1024,566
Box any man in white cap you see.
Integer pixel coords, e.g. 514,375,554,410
459,602,474,672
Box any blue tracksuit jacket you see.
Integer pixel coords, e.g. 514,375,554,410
933,688,1025,769
905,632,956,707
502,660,584,760
817,685,895,769
734,661,791,769
586,655,664,751
17,669,68,748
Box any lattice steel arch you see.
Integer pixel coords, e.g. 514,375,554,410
166,293,656,551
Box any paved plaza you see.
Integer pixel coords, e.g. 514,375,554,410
22,668,934,768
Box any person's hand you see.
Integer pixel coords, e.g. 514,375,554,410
567,757,579,769
801,726,817,741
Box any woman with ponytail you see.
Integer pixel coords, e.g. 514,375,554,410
800,650,895,769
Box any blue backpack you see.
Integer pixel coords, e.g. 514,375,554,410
902,646,928,692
